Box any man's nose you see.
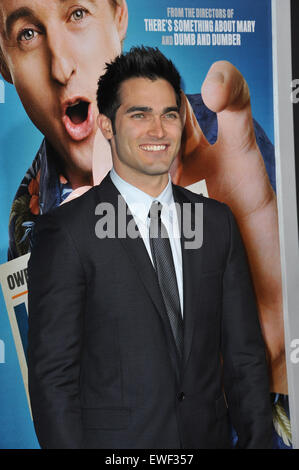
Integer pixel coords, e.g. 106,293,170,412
48,31,76,85
147,116,166,139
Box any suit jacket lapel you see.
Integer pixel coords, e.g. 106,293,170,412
119,225,182,381
173,185,204,373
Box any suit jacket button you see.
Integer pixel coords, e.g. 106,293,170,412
178,392,185,402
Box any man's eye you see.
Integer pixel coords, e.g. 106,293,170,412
18,29,38,42
132,113,145,119
164,113,178,119
71,8,87,21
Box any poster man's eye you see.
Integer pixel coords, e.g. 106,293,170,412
71,9,87,21
19,29,37,41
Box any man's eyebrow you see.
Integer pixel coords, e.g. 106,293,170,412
5,8,34,38
125,106,152,114
4,0,97,38
58,0,97,6
125,106,180,114
163,106,180,114
59,0,97,4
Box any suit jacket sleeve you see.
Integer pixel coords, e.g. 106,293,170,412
221,205,273,449
28,212,86,449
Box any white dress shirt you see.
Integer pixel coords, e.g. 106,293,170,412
110,168,184,315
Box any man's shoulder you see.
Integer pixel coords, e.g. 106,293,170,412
173,184,232,234
36,185,99,231
174,183,227,210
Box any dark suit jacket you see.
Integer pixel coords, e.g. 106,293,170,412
27,174,273,449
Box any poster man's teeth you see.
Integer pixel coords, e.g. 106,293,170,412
140,145,167,151
69,101,80,108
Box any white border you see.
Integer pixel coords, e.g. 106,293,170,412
272,0,299,448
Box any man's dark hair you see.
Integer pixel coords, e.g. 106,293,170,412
97,46,182,127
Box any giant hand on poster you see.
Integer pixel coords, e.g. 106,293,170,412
0,0,290,448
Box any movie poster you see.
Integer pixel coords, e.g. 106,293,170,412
0,0,292,449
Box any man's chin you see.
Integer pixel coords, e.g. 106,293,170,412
141,154,177,176
55,141,94,187
142,164,172,177
67,165,93,189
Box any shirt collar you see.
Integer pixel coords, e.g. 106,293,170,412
109,167,174,225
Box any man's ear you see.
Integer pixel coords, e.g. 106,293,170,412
0,52,13,83
114,0,128,43
97,114,114,140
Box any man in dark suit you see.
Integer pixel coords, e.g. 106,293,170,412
27,46,273,449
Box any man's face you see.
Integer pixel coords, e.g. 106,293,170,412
0,0,128,187
107,77,183,186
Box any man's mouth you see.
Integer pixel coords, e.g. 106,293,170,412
139,144,168,152
66,100,89,124
62,98,95,141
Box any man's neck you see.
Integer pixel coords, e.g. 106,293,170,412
112,167,170,198
65,169,93,190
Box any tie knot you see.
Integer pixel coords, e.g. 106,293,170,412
149,201,163,220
